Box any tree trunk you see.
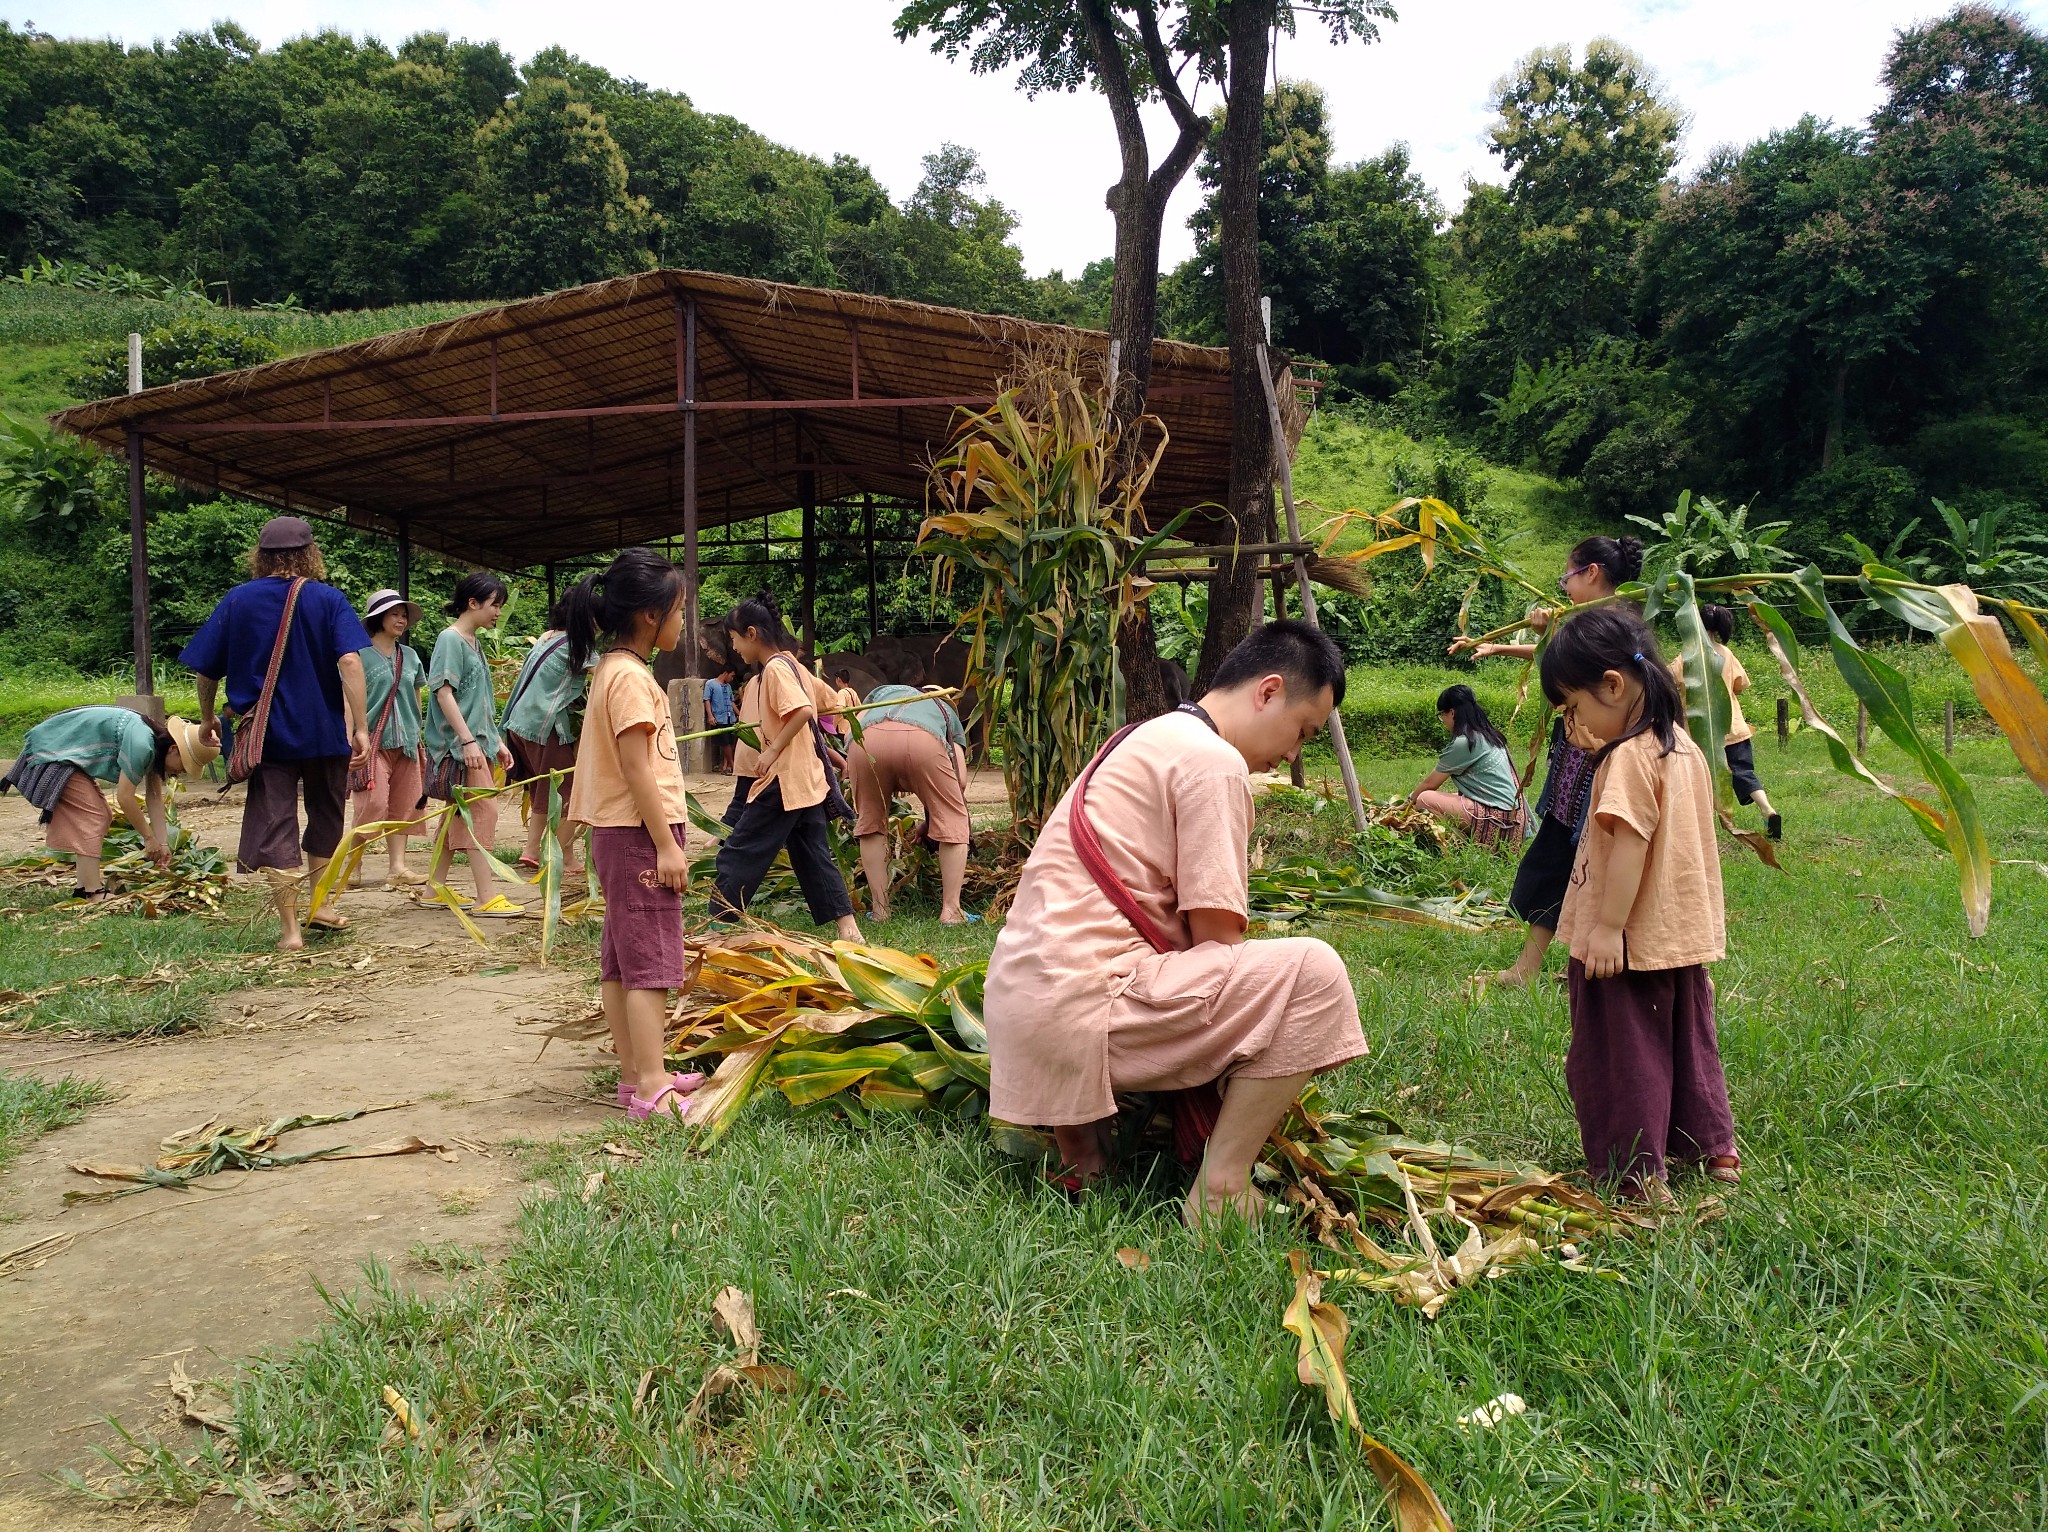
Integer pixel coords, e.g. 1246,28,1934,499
1821,359,1848,470
1195,0,1276,694
1076,0,1209,724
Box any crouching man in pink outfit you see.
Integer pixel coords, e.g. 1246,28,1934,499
985,621,1367,1228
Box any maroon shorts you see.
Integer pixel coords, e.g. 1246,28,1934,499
507,732,578,816
239,757,349,872
592,824,689,990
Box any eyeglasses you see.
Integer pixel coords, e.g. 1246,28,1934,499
1557,564,1593,592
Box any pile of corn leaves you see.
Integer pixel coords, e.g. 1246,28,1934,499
3,816,230,917
672,929,1634,1316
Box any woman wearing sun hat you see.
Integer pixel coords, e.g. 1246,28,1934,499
1,706,218,900
350,588,430,889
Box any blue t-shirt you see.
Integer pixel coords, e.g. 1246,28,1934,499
179,578,373,760
705,677,737,724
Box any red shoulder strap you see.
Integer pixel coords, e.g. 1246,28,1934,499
242,578,306,760
1068,721,1178,955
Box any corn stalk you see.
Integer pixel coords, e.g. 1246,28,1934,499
919,349,1186,839
1320,498,2048,936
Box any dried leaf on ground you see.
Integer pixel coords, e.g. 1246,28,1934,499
168,1360,235,1433
713,1285,762,1365
1283,1252,1456,1532
1115,1247,1152,1271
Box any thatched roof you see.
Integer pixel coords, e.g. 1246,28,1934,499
52,269,1240,569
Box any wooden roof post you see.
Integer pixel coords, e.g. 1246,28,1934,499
397,514,412,602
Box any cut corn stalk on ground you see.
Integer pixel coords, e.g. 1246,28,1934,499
672,931,1635,1316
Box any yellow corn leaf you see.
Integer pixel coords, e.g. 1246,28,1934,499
381,1384,425,1444
858,1074,927,1111
1284,1252,1456,1532
2008,603,2048,675
1926,585,2048,795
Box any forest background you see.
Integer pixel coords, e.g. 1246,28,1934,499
0,4,2043,682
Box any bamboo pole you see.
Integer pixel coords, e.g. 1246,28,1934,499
1255,345,1366,834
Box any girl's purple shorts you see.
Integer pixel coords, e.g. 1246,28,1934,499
591,824,689,990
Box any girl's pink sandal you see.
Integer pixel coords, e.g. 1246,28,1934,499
615,1072,706,1109
628,1083,695,1123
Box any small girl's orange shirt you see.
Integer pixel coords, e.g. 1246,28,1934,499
1555,728,1726,970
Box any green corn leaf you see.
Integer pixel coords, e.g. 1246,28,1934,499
1794,567,1994,936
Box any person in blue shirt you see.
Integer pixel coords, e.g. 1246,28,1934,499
703,664,738,773
181,516,373,950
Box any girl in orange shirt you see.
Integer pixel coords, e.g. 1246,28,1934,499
561,548,703,1123
1539,607,1739,1202
710,592,859,940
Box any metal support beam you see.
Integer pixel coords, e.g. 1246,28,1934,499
863,492,878,645
545,562,558,613
126,428,153,696
682,295,701,681
799,466,818,653
397,515,412,602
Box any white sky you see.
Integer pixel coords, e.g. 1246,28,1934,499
23,0,2048,276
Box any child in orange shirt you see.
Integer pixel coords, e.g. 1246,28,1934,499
562,548,703,1123
1540,607,1739,1201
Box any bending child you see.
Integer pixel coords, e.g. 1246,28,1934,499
710,592,860,941
501,597,590,879
562,548,702,1122
1539,607,1739,1202
1,707,216,897
424,573,521,916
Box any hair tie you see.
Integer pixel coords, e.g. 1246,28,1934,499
1631,651,1645,663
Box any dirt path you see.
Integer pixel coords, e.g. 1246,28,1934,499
0,788,625,1529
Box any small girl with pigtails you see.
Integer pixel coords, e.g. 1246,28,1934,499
1539,606,1740,1202
561,548,704,1123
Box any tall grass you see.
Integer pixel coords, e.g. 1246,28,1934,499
0,669,201,755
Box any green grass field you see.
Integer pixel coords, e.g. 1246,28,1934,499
106,718,2048,1529
0,1071,107,1191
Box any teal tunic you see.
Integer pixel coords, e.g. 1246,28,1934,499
862,684,966,752
424,627,500,762
499,632,584,745
18,705,157,785
1435,732,1524,812
362,643,425,752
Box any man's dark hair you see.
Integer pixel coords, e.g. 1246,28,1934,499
1207,619,1347,706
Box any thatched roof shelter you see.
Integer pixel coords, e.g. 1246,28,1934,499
53,268,1238,570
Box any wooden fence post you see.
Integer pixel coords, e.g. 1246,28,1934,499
1776,697,1789,749
1944,698,1954,756
1856,701,1868,753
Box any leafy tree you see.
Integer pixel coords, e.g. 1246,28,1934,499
467,75,655,295
1165,79,1442,398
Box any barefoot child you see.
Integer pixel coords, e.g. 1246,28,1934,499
1,708,216,896
1410,684,1529,847
1674,603,1782,841
1450,534,1643,989
350,590,428,889
424,573,521,916
562,549,702,1121
1539,606,1738,1200
710,592,860,941
501,599,589,879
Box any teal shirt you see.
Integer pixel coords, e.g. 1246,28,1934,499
499,633,584,745
362,643,425,752
862,684,966,752
424,627,500,761
21,705,158,785
1436,732,1524,813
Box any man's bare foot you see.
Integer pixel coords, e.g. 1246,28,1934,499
275,929,305,952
